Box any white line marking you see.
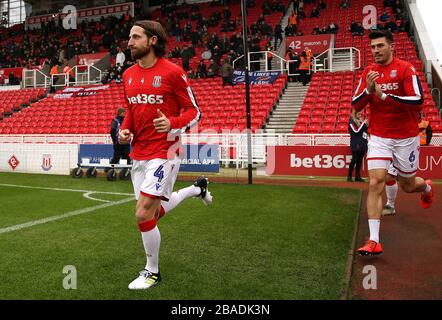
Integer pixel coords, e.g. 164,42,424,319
0,197,134,235
83,192,112,203
0,183,133,196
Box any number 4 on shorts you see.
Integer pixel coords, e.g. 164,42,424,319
154,165,164,182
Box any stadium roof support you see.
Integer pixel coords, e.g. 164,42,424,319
240,0,253,184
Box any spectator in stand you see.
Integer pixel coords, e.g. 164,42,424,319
310,7,320,18
288,11,298,29
181,45,191,71
212,45,222,65
208,59,219,76
201,46,212,60
274,23,283,48
285,23,296,36
266,43,274,71
116,47,126,67
329,22,339,34
384,18,399,33
207,67,216,78
393,0,403,12
319,0,326,10
313,25,320,35
62,59,74,84
50,62,60,90
298,51,310,86
221,57,234,87
380,11,390,22
8,72,19,85
305,47,312,62
351,22,364,36
168,46,182,59
171,23,182,42
418,112,433,146
197,60,207,78
187,69,197,80
298,0,304,12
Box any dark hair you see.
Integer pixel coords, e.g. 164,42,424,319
369,29,394,43
133,20,168,57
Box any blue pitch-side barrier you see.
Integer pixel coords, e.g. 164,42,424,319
78,144,220,173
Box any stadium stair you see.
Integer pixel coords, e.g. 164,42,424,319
264,81,309,133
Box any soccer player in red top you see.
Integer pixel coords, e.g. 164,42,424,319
351,30,434,256
119,20,213,289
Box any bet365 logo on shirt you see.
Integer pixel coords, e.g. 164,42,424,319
379,82,399,91
127,94,164,105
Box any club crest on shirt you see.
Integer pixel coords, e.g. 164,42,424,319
390,70,397,78
152,76,162,88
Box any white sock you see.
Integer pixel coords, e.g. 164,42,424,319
141,226,161,273
161,185,201,214
368,219,380,243
424,183,431,194
386,182,398,207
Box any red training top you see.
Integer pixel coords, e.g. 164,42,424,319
121,58,200,160
351,57,424,139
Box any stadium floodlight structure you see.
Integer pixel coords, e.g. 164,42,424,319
240,0,253,184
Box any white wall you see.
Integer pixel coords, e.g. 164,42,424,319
0,143,79,175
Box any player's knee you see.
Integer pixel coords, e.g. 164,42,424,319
368,178,384,194
135,202,158,222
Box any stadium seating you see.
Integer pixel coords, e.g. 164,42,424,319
0,88,46,121
0,75,287,135
290,0,442,134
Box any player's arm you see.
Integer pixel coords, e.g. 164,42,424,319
351,68,375,112
376,65,424,110
168,71,201,134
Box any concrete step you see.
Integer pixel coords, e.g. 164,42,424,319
268,118,296,122
273,106,301,110
272,110,299,114
265,128,294,132
267,123,296,127
272,114,300,117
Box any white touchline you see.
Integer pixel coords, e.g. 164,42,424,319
0,183,134,196
0,197,134,235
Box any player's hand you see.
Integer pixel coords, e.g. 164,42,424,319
374,81,383,98
366,71,379,94
119,129,132,144
153,109,171,133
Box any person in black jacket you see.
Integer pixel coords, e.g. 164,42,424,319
110,107,131,165
347,111,368,182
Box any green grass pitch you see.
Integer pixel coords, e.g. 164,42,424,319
0,172,360,300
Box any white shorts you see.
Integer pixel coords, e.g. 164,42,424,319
131,156,181,201
387,163,398,177
367,134,419,178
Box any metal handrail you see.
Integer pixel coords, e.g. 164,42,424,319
22,69,51,88
313,47,361,72
431,87,441,108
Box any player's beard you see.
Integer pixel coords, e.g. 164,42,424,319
131,44,151,60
